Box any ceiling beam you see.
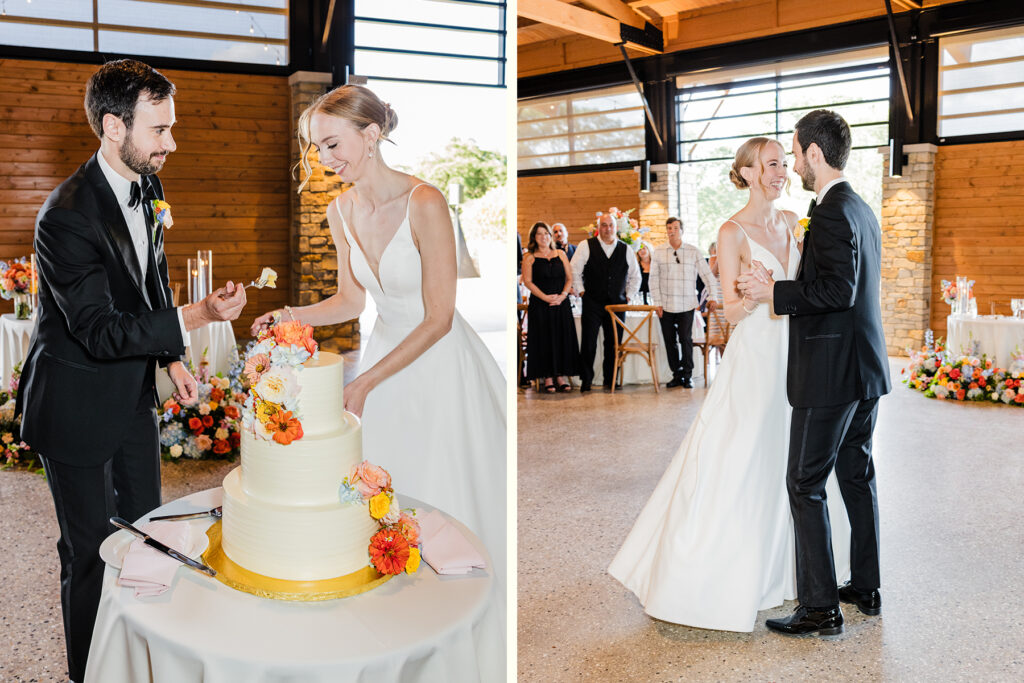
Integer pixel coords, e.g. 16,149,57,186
518,0,622,44
579,0,648,29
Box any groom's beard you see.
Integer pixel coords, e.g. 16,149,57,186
799,164,816,192
121,131,167,176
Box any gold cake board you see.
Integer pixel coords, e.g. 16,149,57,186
202,520,393,601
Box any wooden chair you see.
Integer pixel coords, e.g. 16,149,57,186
170,282,181,306
605,304,660,393
695,306,732,387
516,303,528,390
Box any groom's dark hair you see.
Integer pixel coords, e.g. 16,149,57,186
794,109,851,171
85,59,176,139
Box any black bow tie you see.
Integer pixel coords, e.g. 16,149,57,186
807,198,817,217
128,178,156,209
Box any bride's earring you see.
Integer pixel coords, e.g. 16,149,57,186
368,147,374,159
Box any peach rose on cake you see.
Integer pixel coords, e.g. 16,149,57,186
273,320,318,356
349,461,391,498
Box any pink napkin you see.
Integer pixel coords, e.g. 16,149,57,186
117,521,192,598
419,509,487,575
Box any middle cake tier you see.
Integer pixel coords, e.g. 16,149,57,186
240,411,362,506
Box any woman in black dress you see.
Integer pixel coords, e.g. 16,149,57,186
521,222,581,392
636,242,653,304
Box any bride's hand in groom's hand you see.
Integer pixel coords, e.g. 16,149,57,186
749,260,774,284
168,361,199,406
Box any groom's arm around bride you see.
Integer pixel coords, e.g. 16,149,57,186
739,109,891,635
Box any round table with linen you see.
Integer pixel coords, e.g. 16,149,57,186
84,487,503,683
946,314,1024,368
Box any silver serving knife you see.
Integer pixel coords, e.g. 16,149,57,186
150,506,222,522
110,517,217,577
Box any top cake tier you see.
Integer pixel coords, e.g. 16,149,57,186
296,351,345,436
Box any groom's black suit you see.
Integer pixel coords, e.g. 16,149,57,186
16,152,185,681
773,180,891,609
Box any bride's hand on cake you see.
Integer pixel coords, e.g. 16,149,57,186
344,373,372,418
168,361,199,406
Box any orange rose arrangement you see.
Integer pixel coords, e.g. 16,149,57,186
242,321,319,443
341,460,422,575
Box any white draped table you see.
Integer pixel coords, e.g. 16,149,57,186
86,487,503,683
154,321,238,400
0,313,33,389
573,313,702,386
946,315,1024,368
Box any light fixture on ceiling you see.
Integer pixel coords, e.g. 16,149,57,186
640,160,651,193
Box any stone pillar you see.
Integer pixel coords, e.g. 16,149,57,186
637,163,682,245
288,71,359,353
878,143,936,356
677,163,701,247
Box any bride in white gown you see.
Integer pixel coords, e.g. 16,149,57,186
251,86,506,601
608,137,849,632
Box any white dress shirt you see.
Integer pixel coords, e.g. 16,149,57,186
649,242,714,313
97,151,189,346
570,237,641,301
816,175,847,204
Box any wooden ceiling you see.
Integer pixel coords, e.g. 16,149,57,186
518,0,930,48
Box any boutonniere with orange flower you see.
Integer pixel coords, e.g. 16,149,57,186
151,199,172,240
794,217,810,243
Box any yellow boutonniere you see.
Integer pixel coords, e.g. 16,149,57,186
794,217,810,243
151,199,173,230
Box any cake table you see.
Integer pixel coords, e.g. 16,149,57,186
84,487,503,683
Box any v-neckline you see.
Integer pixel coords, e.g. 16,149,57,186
340,184,424,293
729,218,793,278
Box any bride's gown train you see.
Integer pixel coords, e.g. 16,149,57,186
608,222,850,632
337,184,507,589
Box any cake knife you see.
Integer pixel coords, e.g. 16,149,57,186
110,517,217,577
150,506,222,522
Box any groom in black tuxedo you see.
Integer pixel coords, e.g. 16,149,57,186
739,109,891,636
16,60,246,681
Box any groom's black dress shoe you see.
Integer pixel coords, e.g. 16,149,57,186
766,605,843,637
838,582,881,616
579,382,592,393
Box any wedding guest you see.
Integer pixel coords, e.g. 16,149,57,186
650,217,715,388
571,212,641,391
522,222,581,392
636,241,653,304
16,60,246,683
552,222,576,260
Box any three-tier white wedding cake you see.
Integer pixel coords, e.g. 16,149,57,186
221,351,379,581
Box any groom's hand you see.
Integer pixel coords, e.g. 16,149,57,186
168,361,199,406
737,261,775,303
183,282,247,330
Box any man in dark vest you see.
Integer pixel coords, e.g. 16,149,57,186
570,212,640,391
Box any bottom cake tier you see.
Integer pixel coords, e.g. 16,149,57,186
221,467,379,581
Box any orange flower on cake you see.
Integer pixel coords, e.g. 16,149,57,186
369,529,411,575
267,410,303,445
349,460,392,498
272,320,318,357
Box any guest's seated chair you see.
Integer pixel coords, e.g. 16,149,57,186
605,304,660,393
695,307,732,386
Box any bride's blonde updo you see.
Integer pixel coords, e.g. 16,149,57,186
295,84,398,191
729,136,782,190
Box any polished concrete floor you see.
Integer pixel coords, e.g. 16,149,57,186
517,358,1023,682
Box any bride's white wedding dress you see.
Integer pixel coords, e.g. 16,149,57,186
337,184,507,587
608,221,850,632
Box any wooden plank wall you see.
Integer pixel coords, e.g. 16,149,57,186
0,58,291,342
517,169,639,247
519,0,963,77
931,140,1024,335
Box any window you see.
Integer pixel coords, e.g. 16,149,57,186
938,25,1024,138
354,0,506,88
673,48,890,248
517,84,645,170
0,0,287,66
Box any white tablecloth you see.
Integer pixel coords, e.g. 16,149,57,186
574,314,702,385
85,488,503,683
946,315,1024,368
0,313,33,390
155,321,238,400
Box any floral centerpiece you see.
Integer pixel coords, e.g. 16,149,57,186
939,278,973,306
585,207,649,250
0,363,38,471
0,257,36,319
241,320,318,445
340,461,422,575
160,349,247,460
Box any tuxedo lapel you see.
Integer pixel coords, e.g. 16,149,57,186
84,155,153,309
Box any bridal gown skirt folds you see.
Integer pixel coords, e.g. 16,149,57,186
338,186,507,590
608,232,850,632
